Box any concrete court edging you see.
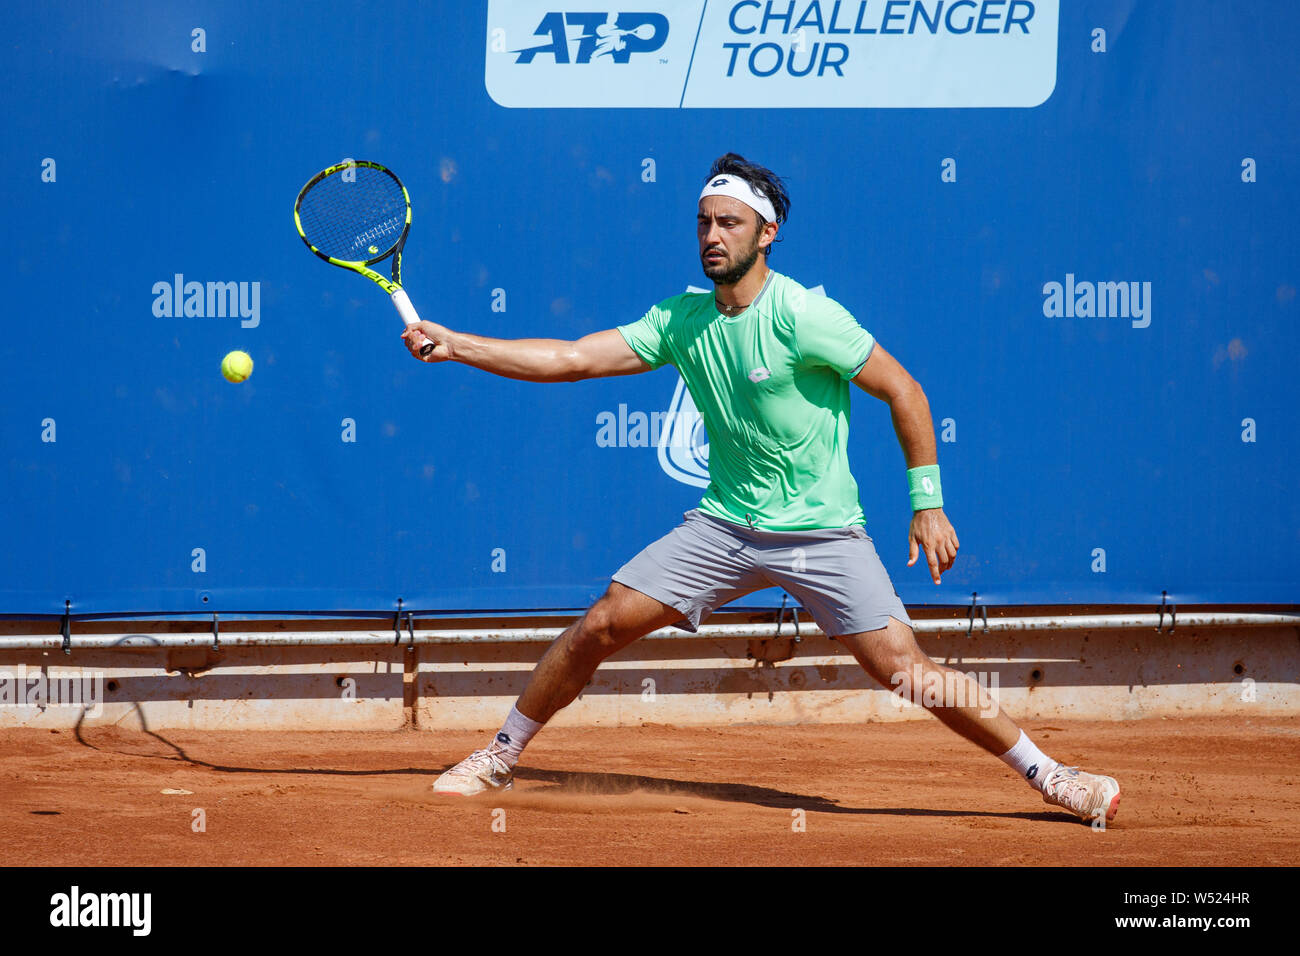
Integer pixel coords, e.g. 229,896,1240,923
0,611,1295,731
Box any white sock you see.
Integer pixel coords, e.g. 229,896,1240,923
998,730,1059,792
492,705,544,765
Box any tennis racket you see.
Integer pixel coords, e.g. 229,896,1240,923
294,160,436,356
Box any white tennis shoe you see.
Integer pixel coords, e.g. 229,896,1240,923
432,745,515,796
1040,765,1121,824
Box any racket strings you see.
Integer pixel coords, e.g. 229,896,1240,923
298,167,407,262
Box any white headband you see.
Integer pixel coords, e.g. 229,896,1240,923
698,174,777,224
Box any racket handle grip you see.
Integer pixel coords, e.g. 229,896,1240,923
391,289,436,357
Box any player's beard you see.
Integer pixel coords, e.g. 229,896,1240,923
702,234,762,287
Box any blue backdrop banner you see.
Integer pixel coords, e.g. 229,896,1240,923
2,1,1296,617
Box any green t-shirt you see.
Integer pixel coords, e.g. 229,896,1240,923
617,270,875,531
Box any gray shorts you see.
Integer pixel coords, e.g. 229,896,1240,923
612,509,912,637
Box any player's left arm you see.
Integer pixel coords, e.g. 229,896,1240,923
852,344,959,584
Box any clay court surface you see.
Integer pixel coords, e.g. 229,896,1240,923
2,717,1297,867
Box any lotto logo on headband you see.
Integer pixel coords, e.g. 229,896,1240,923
699,174,777,223
486,0,1059,109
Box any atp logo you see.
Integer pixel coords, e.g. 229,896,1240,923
515,12,669,64
487,0,1059,108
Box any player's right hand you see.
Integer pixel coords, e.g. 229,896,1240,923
401,321,453,363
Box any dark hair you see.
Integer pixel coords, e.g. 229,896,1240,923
704,153,791,256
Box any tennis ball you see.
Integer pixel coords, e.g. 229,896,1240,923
221,350,253,384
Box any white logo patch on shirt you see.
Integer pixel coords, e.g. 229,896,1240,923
748,367,771,383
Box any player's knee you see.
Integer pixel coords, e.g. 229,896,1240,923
570,603,620,658
864,645,930,687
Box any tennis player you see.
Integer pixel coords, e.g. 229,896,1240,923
402,154,1121,824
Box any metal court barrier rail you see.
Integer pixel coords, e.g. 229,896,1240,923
3,611,1297,651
